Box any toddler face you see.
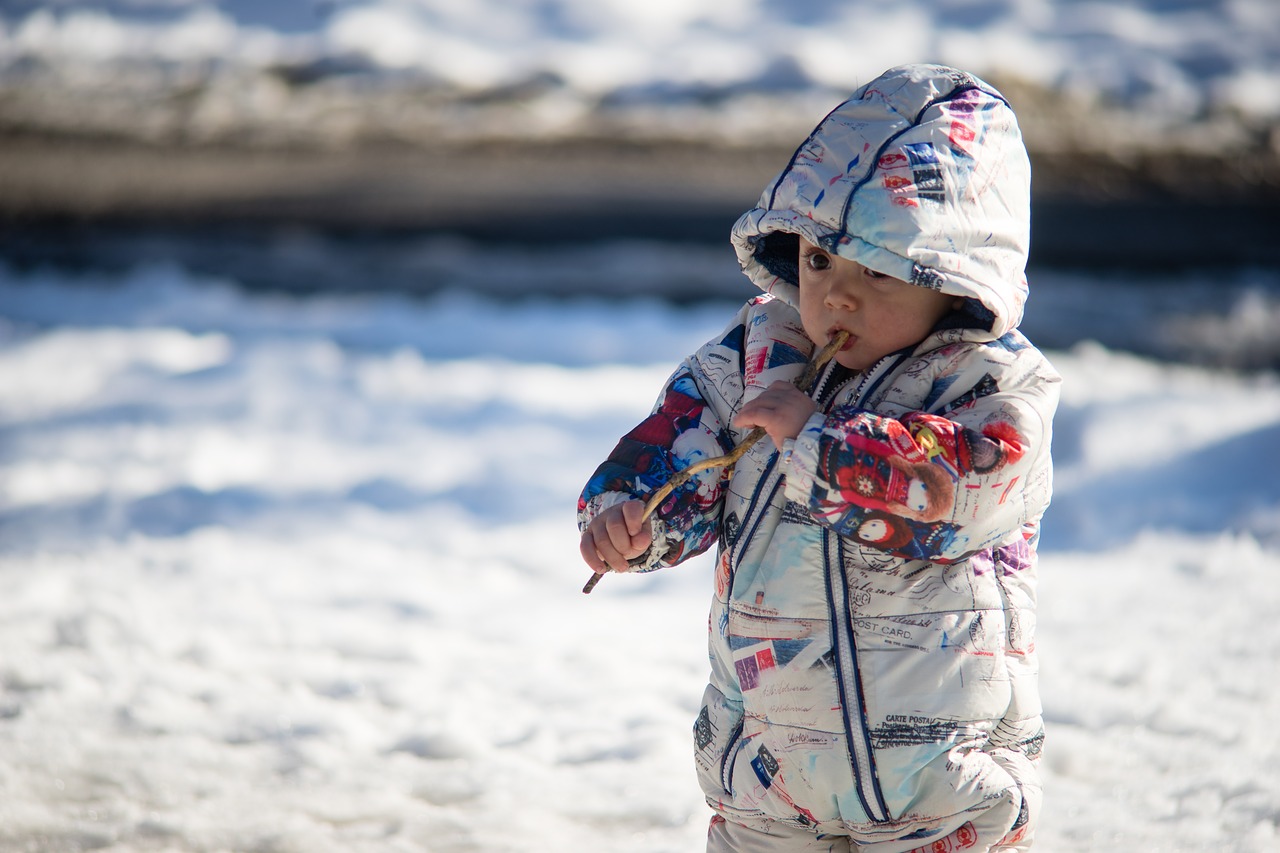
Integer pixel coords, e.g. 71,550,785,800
797,239,958,370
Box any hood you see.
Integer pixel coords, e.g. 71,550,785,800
731,64,1032,341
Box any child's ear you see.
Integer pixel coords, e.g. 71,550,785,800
951,297,966,310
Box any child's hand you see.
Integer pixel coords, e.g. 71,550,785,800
580,499,653,575
734,381,818,451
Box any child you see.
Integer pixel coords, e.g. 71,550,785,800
578,64,1060,852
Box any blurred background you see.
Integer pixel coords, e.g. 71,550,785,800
2,0,1280,354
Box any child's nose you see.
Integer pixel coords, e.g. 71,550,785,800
825,284,858,311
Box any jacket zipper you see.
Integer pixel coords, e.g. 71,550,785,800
722,348,911,821
725,347,842,586
848,349,911,409
825,529,890,821
726,350,903,599
822,348,911,823
811,357,843,405
720,718,745,795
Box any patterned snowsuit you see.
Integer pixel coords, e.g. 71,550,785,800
579,65,1060,851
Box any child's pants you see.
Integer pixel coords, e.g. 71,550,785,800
706,812,1035,853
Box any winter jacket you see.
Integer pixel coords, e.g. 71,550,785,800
579,65,1060,850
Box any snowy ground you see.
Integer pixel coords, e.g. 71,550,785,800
1,261,1278,852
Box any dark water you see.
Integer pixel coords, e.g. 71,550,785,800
2,219,1278,371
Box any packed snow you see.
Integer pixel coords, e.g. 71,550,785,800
1,258,1277,852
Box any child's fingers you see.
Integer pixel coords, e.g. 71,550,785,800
580,504,650,574
734,383,790,426
620,499,648,538
732,401,766,431
603,507,647,565
734,402,784,448
579,528,608,573
734,383,816,449
581,499,654,580
621,501,654,556
582,527,632,574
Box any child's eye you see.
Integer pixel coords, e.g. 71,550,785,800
865,267,900,290
803,250,832,271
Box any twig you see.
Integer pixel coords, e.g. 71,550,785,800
582,330,849,594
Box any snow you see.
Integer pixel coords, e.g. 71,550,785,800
1,259,1278,851
2,0,1279,120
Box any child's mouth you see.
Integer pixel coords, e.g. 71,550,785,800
830,329,855,350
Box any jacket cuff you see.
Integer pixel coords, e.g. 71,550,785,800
577,491,632,532
627,515,674,573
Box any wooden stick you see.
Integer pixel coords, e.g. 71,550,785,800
582,330,849,594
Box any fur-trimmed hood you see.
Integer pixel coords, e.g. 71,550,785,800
731,63,1032,341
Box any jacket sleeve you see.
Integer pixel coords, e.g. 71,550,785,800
577,313,751,572
781,345,1059,563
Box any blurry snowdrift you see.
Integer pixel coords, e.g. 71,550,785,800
1,0,1278,169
